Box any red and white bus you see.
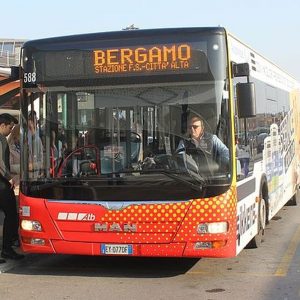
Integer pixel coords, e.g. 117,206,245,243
18,27,300,257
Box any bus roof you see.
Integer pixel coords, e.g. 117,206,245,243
23,27,226,48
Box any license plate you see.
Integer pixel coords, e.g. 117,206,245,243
101,244,133,255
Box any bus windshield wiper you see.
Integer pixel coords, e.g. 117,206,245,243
28,178,84,191
143,169,206,192
109,168,206,192
106,168,206,190
28,168,207,193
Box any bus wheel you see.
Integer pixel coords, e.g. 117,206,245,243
246,197,266,248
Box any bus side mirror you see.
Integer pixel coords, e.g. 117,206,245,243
236,82,256,118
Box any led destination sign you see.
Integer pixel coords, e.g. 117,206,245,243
93,43,206,75
26,41,210,85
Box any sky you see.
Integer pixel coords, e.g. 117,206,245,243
1,0,299,80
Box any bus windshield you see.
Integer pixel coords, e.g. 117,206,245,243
20,28,231,201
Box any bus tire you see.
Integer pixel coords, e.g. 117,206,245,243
246,197,266,248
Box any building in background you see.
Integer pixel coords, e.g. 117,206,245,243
0,38,26,67
0,38,26,109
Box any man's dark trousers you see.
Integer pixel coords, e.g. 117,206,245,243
0,182,19,250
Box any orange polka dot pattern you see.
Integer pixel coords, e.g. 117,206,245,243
175,186,237,257
96,186,237,257
99,202,191,244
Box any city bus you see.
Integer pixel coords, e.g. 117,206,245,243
18,27,300,258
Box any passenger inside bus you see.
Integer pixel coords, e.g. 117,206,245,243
57,120,67,158
28,110,44,177
50,129,59,177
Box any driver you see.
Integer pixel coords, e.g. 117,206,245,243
177,115,229,166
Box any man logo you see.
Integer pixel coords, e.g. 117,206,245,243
94,223,137,232
58,212,96,221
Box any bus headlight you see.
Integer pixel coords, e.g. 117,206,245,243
197,222,228,234
21,220,42,232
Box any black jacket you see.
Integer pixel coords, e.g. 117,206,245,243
0,134,13,186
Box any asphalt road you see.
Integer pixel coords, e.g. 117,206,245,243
0,202,300,300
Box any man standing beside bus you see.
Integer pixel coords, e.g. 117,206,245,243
0,113,24,261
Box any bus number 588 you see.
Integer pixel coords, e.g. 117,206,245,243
24,72,36,83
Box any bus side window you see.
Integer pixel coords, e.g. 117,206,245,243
236,159,244,180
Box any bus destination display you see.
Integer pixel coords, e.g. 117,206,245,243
26,41,209,85
93,44,194,75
